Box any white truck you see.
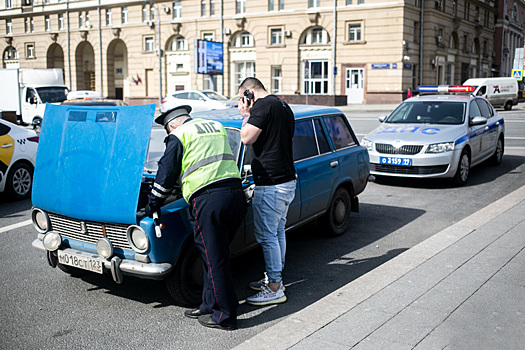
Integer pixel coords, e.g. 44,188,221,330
463,77,519,111
0,68,69,127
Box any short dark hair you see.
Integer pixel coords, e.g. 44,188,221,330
239,77,267,92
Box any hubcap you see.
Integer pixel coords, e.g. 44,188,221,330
460,154,469,182
13,168,31,196
333,199,346,225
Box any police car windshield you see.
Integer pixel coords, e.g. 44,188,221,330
385,101,466,125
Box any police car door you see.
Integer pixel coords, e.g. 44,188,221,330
467,100,485,164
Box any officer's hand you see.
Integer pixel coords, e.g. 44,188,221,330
145,203,158,218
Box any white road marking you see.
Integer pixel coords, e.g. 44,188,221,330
0,219,32,234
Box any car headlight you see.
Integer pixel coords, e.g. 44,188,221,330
43,232,61,251
31,208,50,234
361,138,373,151
426,142,454,153
96,238,114,259
127,225,149,254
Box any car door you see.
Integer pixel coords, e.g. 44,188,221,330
467,100,485,164
0,121,15,186
293,117,336,221
476,99,498,159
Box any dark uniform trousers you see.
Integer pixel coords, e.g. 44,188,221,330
189,184,246,327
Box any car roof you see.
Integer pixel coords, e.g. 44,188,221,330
189,104,344,128
405,94,474,103
61,98,127,106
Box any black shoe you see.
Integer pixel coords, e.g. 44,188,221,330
184,308,211,319
197,314,237,331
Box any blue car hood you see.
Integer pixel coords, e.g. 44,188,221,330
32,104,156,224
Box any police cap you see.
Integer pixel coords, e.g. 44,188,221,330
154,105,192,125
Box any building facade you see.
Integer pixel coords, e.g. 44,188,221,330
493,0,525,76
1,0,499,105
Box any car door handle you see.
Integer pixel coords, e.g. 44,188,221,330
330,161,339,168
1,143,13,148
485,126,489,131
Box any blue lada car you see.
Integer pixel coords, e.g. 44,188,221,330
31,103,370,306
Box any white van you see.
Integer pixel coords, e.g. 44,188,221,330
463,77,518,110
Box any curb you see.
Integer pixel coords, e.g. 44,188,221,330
233,184,525,350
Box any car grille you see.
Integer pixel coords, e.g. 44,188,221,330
375,143,423,155
371,164,449,175
48,213,132,250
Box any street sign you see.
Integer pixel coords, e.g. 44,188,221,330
511,69,523,81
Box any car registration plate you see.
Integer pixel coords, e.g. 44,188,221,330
57,251,104,274
380,156,412,166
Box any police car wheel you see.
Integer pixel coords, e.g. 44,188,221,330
165,243,203,307
323,187,351,237
489,137,504,166
6,162,33,200
452,149,470,186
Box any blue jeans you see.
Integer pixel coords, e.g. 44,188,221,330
252,179,296,283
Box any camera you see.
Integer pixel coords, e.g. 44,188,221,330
243,90,254,105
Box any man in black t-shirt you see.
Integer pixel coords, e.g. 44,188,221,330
238,77,296,306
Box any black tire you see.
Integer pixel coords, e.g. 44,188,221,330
323,187,351,237
489,136,504,166
57,262,89,277
452,149,470,186
504,101,513,111
6,162,33,200
165,243,203,307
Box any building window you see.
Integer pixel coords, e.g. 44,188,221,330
6,19,12,34
86,12,90,27
452,0,457,16
308,0,320,8
79,12,84,28
474,6,479,22
142,5,148,22
271,66,282,93
58,14,64,30
25,17,30,33
106,9,112,26
4,46,18,60
464,2,470,21
150,5,155,21
121,7,128,24
312,28,323,44
348,23,361,42
269,0,285,10
236,0,246,14
6,0,12,8
169,36,187,51
203,32,214,41
145,37,154,52
346,0,352,4
210,0,215,16
235,61,255,88
446,63,453,84
304,60,329,94
413,21,419,43
358,0,364,4
271,28,282,45
512,4,518,21
201,0,206,16
301,27,330,45
26,43,35,58
30,17,34,32
232,31,254,47
173,1,182,19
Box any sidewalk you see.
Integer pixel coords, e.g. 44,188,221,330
234,184,525,349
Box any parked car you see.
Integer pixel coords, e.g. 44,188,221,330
61,98,127,106
361,85,505,186
31,104,370,306
0,119,39,200
160,90,236,113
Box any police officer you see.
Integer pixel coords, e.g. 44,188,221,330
145,105,246,331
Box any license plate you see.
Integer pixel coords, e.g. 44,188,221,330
380,156,412,166
57,251,104,274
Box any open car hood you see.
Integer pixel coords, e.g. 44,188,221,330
32,104,155,224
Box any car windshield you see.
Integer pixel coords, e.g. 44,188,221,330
385,101,466,125
36,87,69,103
201,91,228,101
143,126,241,174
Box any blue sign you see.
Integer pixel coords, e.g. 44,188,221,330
195,39,224,75
392,63,397,69
372,63,390,69
403,63,413,69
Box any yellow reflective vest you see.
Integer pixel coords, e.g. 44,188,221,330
172,118,240,202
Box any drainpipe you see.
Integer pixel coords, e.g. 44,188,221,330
98,1,103,95
157,4,163,106
66,0,71,90
220,0,224,96
332,0,337,96
419,0,424,85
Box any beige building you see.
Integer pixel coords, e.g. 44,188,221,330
1,0,496,105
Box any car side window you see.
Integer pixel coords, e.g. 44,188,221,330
0,122,11,136
187,93,202,100
293,120,318,161
323,115,356,150
175,92,188,99
313,119,331,154
469,100,482,119
475,99,491,118
477,99,494,118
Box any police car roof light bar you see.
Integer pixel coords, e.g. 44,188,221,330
417,85,475,94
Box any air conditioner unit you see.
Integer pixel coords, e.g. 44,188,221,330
164,7,171,14
223,28,231,35
85,20,91,28
284,30,291,38
147,20,154,27
437,35,442,43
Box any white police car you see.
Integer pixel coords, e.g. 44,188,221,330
361,86,505,185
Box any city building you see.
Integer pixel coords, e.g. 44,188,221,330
493,0,525,76
1,0,500,105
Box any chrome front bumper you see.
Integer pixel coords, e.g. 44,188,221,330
32,239,172,280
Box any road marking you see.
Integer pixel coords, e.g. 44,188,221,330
0,219,32,234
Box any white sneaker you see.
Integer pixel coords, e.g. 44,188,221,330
246,284,287,306
249,275,285,292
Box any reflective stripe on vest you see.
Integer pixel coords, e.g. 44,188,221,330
181,153,236,182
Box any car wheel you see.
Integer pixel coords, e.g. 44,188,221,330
504,101,513,111
489,136,504,166
165,243,203,307
57,262,89,277
323,187,351,237
452,149,470,186
6,162,33,200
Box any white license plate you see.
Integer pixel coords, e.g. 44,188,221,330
380,156,412,166
57,251,104,274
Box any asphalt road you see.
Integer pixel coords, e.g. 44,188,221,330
0,107,524,350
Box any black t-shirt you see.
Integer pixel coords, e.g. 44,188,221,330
247,95,296,185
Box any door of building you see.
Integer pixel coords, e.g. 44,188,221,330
345,68,364,104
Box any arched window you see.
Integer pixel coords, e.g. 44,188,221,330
511,4,518,21
3,46,18,60
168,36,187,51
231,31,254,47
300,26,330,45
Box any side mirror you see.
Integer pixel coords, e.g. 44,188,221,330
378,115,387,123
30,96,38,104
469,116,487,126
